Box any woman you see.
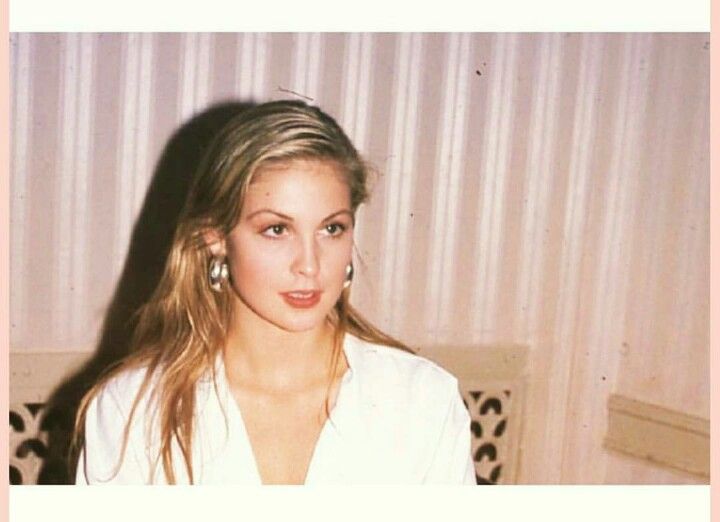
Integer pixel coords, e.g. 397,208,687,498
74,100,475,485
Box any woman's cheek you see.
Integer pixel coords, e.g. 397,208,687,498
227,242,280,289
241,247,288,281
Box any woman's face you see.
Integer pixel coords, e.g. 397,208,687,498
217,158,354,333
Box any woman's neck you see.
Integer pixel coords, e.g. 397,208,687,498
223,308,338,393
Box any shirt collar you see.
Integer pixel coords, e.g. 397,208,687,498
339,332,361,378
323,332,371,437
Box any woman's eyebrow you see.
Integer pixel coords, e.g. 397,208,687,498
321,209,353,222
245,209,293,220
245,209,353,221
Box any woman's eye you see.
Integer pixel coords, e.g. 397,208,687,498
324,223,346,236
262,224,288,237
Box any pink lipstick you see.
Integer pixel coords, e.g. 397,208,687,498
280,290,322,308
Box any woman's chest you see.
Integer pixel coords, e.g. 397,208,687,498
239,396,328,484
227,377,343,485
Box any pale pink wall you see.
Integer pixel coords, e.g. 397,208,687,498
10,33,709,483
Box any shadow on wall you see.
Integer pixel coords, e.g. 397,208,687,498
36,100,257,484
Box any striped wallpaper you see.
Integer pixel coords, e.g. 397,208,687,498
10,33,709,483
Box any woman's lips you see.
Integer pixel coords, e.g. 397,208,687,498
280,290,322,308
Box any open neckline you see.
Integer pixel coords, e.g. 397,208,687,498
215,338,355,485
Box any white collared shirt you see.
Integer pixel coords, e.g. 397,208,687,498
76,334,476,485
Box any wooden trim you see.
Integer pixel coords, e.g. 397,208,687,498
417,344,528,381
605,394,709,478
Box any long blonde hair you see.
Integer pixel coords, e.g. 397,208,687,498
73,100,410,484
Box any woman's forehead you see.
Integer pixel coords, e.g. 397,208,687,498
242,158,351,216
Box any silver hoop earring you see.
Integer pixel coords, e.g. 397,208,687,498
209,256,229,292
343,263,354,289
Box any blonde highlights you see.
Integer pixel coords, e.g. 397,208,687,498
73,100,409,484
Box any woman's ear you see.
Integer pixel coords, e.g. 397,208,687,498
202,228,226,257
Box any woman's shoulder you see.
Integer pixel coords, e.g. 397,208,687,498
344,334,460,400
343,334,471,475
90,362,157,415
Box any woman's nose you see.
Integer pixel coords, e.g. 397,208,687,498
293,236,320,277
